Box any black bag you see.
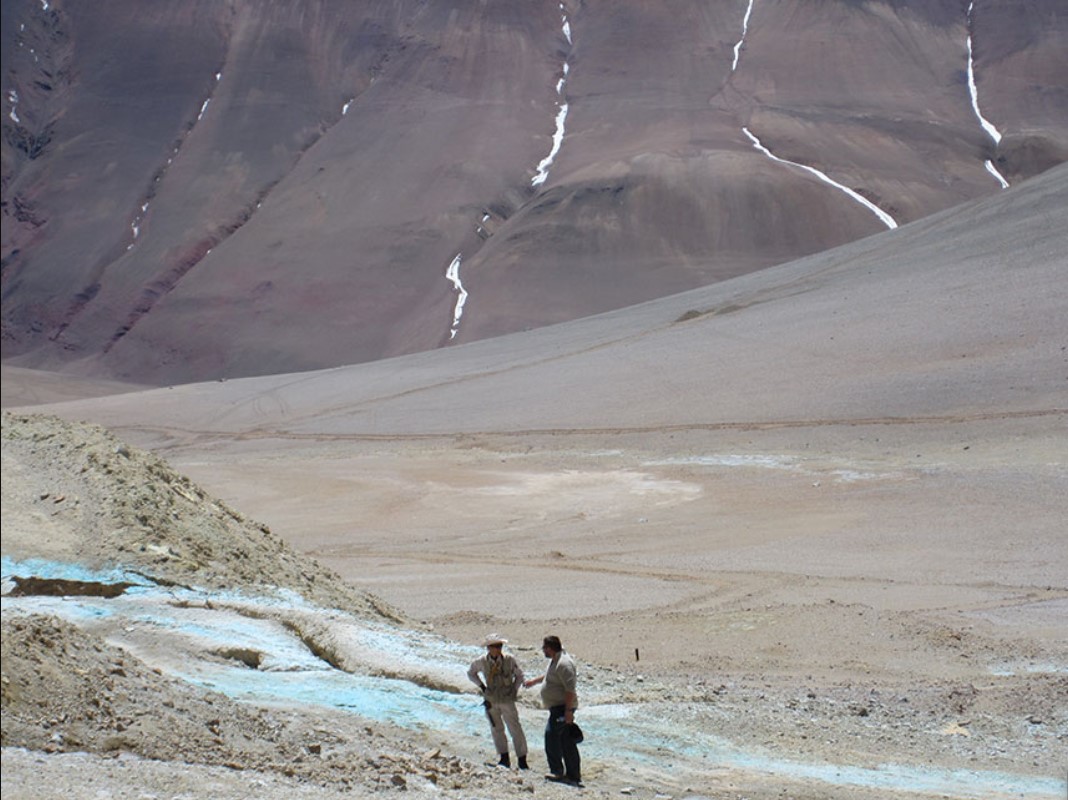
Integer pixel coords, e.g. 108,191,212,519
566,722,584,744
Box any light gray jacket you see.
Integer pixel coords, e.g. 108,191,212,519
468,652,524,703
540,651,578,709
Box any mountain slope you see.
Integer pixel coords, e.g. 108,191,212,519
22,161,1067,442
2,0,1066,384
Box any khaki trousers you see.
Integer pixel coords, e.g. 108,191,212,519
486,700,528,757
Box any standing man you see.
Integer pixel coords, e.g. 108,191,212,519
524,635,582,786
467,634,529,769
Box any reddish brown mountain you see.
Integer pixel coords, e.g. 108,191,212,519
3,0,1065,384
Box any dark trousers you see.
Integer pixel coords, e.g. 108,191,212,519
545,705,581,780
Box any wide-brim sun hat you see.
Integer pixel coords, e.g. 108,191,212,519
483,633,507,646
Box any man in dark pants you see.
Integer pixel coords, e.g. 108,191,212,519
524,635,581,786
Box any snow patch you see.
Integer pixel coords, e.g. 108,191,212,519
732,0,755,72
984,159,1009,189
532,10,573,187
743,127,898,229
444,253,468,340
966,3,1002,147
532,99,569,187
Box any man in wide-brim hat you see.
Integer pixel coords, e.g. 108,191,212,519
467,634,529,769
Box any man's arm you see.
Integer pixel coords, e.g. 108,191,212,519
564,690,577,723
467,658,486,690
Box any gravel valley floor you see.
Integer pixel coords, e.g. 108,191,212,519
3,410,1065,800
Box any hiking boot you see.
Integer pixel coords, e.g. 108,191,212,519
517,755,529,770
497,753,511,768
546,774,583,787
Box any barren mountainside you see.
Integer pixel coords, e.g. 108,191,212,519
2,0,1066,384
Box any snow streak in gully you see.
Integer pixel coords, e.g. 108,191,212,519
732,2,896,230
445,253,468,340
966,2,1009,188
445,4,575,341
742,129,898,229
532,4,573,187
732,0,755,72
127,70,224,251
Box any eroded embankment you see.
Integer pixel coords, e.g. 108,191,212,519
2,558,1062,800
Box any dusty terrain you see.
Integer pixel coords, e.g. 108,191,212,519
2,409,1065,800
3,162,1067,798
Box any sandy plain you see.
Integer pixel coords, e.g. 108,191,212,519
3,166,1067,799
3,400,1064,800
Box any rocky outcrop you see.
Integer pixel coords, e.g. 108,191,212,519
0,411,395,617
